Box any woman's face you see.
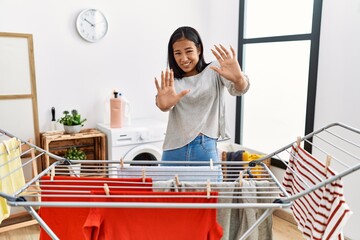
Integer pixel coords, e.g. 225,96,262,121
173,38,201,77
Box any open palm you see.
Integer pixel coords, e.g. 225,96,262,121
155,69,190,111
210,44,243,83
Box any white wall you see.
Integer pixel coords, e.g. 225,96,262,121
316,0,360,238
0,0,239,137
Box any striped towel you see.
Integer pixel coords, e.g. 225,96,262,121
282,144,352,240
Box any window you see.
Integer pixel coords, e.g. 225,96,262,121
236,0,322,157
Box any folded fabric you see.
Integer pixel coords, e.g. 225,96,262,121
39,176,153,240
83,190,223,240
282,145,352,240
0,138,25,223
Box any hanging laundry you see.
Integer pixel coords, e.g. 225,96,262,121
0,138,25,223
179,181,236,240
177,180,275,240
229,179,274,240
282,145,352,240
83,190,223,240
39,176,153,240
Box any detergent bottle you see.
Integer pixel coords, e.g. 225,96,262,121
110,90,124,128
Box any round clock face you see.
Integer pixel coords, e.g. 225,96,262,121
76,9,108,42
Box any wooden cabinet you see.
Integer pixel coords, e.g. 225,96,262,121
40,128,107,172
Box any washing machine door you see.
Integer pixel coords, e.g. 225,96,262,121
123,144,162,162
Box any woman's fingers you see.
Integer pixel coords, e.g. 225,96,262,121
212,44,234,61
230,45,236,58
161,70,165,88
219,44,232,58
155,77,160,91
165,69,170,87
211,48,221,61
169,69,174,87
159,69,174,90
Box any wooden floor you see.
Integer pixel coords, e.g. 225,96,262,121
0,215,304,240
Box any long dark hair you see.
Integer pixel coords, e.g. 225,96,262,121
167,26,208,79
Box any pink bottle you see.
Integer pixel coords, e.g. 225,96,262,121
110,91,123,128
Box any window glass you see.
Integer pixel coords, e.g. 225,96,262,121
242,40,310,155
244,0,313,38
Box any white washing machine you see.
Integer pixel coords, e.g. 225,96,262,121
97,119,167,163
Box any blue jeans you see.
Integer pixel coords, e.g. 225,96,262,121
161,135,222,181
162,135,219,165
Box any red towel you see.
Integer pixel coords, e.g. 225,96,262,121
83,190,223,240
39,176,152,240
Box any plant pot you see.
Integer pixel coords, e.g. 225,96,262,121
63,125,82,134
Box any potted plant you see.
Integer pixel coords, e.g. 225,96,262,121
58,109,87,134
64,147,86,176
64,146,87,160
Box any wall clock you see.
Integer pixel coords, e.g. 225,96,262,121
76,9,108,43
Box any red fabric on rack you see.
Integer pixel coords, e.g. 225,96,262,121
83,190,223,240
282,145,352,240
39,176,152,240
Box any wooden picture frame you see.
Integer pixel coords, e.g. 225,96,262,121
0,32,39,145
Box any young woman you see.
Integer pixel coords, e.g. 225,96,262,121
155,26,249,165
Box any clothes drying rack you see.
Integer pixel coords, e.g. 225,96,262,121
1,122,359,240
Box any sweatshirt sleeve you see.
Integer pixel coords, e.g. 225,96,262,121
222,74,250,96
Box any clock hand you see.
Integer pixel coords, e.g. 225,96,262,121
93,20,105,26
84,18,95,27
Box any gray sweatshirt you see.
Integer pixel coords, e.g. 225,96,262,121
163,61,249,150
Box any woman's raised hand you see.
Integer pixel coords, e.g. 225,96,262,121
154,69,190,111
210,44,246,86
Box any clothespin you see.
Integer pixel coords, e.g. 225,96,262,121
296,136,301,151
3,140,10,155
209,158,213,170
174,174,181,187
120,158,124,169
50,166,55,181
325,155,332,176
206,179,211,199
17,139,22,154
104,183,110,196
142,168,146,183
239,171,243,187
